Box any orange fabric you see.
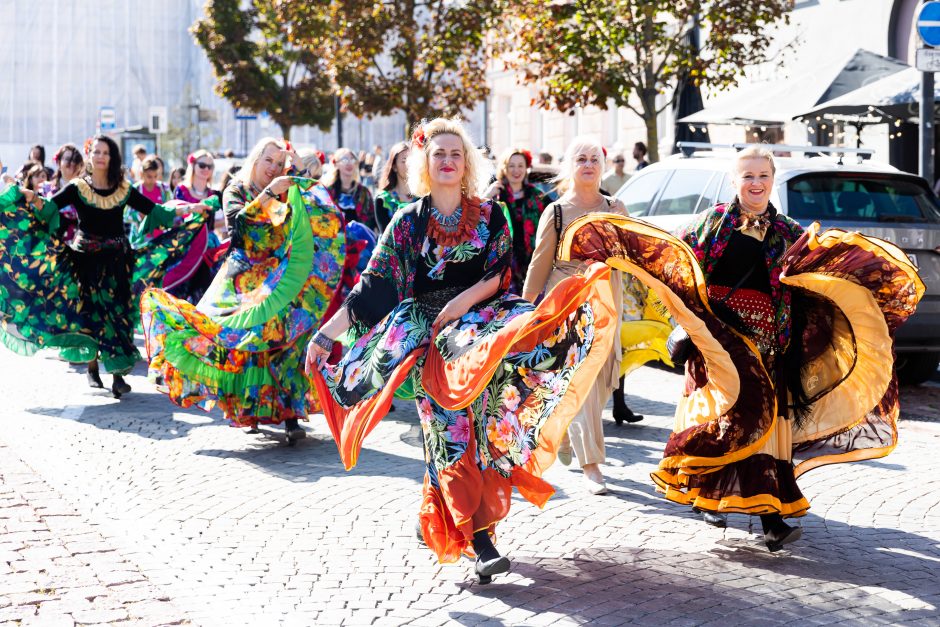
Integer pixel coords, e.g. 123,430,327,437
310,348,423,470
422,262,614,411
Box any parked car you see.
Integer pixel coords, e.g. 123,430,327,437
613,143,940,385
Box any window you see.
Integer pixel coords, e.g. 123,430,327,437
787,175,940,223
616,170,670,216
652,170,715,216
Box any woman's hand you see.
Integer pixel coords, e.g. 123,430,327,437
178,203,209,216
432,292,472,335
483,180,503,200
305,338,330,375
266,176,292,197
20,188,36,206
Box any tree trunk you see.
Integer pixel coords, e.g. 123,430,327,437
279,124,292,141
644,114,659,164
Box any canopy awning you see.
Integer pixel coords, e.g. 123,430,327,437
794,66,939,121
681,49,909,125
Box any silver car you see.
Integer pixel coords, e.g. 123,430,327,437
613,144,940,385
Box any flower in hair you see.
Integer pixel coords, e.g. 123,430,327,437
412,128,426,149
187,153,196,165
601,146,607,158
83,138,93,156
53,154,59,164
520,150,533,168
315,150,326,165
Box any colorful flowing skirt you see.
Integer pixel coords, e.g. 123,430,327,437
620,274,673,377
0,193,141,374
141,180,345,427
311,263,618,563
558,215,924,517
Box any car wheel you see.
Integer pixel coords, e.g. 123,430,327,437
896,352,940,386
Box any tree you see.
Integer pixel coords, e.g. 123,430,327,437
288,1,499,134
191,0,335,140
497,0,791,162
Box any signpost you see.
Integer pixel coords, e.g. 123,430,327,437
98,106,116,132
916,1,940,183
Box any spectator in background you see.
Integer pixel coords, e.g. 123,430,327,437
298,149,325,180
130,144,148,181
602,152,630,195
168,167,185,194
28,145,55,179
370,145,384,186
19,161,47,192
538,152,553,165
633,141,649,171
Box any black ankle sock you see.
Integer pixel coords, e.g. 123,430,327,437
472,530,500,562
285,418,299,430
760,513,786,534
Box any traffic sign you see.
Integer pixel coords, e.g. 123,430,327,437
99,106,116,131
917,47,940,72
917,1,940,47
234,108,257,120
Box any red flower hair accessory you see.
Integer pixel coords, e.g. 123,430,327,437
284,140,292,153
83,138,93,156
519,149,533,168
314,150,326,165
411,127,426,149
187,153,196,165
601,146,608,158
52,154,59,164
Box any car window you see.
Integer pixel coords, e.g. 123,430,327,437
715,174,735,205
616,170,670,216
652,170,715,216
787,174,940,223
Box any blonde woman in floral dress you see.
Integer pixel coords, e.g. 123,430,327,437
307,118,618,583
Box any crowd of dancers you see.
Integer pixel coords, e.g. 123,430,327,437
0,120,924,583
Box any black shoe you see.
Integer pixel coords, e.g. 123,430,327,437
612,377,643,425
111,375,131,398
693,507,727,528
475,554,511,584
415,520,424,543
87,364,104,389
765,524,802,552
285,419,306,445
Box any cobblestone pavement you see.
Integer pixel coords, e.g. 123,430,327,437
1,348,938,626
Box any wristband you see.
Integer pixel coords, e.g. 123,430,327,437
263,187,277,199
311,331,334,352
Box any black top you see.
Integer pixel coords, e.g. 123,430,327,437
708,230,771,294
413,198,509,298
49,179,158,238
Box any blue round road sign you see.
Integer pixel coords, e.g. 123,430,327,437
918,1,940,47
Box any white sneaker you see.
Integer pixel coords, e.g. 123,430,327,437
583,473,608,495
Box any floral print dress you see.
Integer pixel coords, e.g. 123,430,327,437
140,179,345,427
0,179,180,374
310,197,619,563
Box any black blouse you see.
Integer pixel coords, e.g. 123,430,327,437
708,230,771,294
48,179,160,238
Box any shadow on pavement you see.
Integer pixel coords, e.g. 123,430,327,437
451,527,940,624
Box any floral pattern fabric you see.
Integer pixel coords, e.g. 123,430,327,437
311,197,618,563
0,183,177,374
141,180,345,427
499,184,547,293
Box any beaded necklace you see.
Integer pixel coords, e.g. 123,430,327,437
430,205,463,233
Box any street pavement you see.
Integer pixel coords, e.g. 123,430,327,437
1,345,938,627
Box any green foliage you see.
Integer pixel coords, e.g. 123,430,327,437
288,1,499,132
498,0,791,161
192,0,335,139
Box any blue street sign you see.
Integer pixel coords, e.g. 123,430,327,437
99,106,116,131
234,108,257,120
917,1,940,47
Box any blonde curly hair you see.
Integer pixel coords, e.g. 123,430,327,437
406,117,491,198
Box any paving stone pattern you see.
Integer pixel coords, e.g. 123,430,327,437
0,349,938,626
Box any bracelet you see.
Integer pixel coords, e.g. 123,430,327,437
263,187,277,199
311,331,334,351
